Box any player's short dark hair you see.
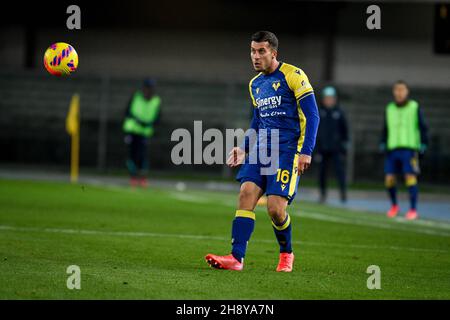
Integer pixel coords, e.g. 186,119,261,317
251,31,278,51
394,80,409,89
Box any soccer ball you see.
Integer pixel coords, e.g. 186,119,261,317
43,42,78,76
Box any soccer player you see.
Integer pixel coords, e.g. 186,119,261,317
123,78,161,188
381,80,428,220
205,31,320,272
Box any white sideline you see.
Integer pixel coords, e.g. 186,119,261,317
292,211,450,237
168,191,450,237
0,224,447,254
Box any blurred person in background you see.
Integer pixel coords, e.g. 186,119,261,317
381,80,428,220
316,86,349,204
123,78,161,187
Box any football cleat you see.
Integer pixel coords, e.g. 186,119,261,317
386,205,399,218
405,209,418,220
205,254,243,271
139,177,149,188
129,177,139,187
276,252,294,272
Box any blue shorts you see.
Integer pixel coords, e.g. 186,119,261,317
236,148,300,205
384,149,420,175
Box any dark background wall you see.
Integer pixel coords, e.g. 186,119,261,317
0,1,449,183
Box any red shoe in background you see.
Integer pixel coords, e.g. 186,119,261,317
386,205,399,218
139,177,149,188
405,209,418,220
129,177,139,187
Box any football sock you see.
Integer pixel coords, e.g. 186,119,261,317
272,213,292,253
406,176,418,210
231,210,255,263
408,185,418,210
387,187,397,206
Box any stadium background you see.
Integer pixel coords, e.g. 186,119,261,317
1,0,450,301
1,0,449,184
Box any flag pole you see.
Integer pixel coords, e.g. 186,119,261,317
67,94,80,183
71,124,79,183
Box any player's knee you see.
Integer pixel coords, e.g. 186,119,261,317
385,175,396,188
405,175,417,187
267,202,286,224
238,188,258,210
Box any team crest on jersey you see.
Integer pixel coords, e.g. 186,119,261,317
272,81,281,91
281,184,286,191
256,87,260,94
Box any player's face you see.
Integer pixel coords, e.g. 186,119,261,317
251,41,276,72
323,96,337,108
143,86,154,100
393,83,409,104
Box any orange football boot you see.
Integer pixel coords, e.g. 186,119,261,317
276,252,294,272
405,209,418,220
386,205,399,218
205,254,243,271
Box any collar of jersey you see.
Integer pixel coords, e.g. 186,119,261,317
261,61,283,77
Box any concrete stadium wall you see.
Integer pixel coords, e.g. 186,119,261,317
334,36,450,88
1,24,448,88
1,71,449,183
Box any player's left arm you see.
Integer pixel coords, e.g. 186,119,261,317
418,106,428,154
297,94,320,173
287,69,320,173
151,96,162,126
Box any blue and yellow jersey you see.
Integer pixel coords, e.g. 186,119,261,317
246,61,319,155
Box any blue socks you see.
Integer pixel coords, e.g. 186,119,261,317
272,213,292,253
386,175,418,210
231,210,255,263
387,186,397,206
231,210,293,262
408,185,418,210
406,175,418,210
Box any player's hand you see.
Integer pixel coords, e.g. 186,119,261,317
298,154,312,174
226,147,246,167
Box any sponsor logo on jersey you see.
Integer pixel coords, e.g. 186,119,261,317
256,96,282,108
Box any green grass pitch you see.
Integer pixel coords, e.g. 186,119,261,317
0,179,449,299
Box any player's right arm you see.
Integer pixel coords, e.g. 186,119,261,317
227,107,260,167
228,76,260,168
242,107,260,153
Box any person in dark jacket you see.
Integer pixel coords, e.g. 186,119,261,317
316,86,349,203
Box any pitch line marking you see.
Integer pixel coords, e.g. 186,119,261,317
82,181,450,234
166,191,450,237
292,211,450,237
0,225,447,254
